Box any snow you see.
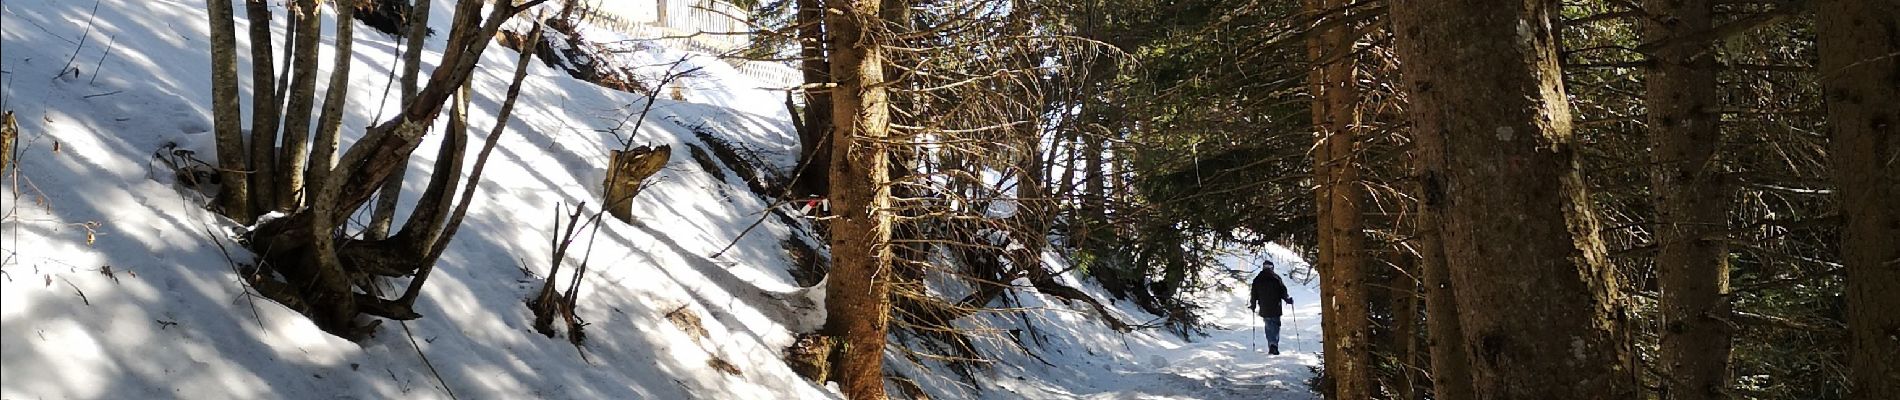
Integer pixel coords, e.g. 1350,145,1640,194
965,246,1324,400
0,0,1320,399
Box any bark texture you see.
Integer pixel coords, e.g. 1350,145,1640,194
603,146,672,223
1815,0,1900,398
1,112,16,175
1645,0,1735,397
244,0,544,338
1390,253,1421,400
1415,190,1475,400
825,0,897,398
368,0,433,239
1307,0,1372,395
208,0,252,222
277,0,324,209
1389,0,1638,398
245,0,279,215
307,0,356,194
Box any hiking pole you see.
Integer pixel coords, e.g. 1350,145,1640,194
1290,304,1301,353
1252,312,1260,351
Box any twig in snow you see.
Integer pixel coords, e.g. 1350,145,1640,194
58,276,87,305
51,0,103,81
707,118,832,259
386,367,411,394
81,90,122,99
87,33,116,86
401,321,459,400
369,27,405,125
194,192,265,330
708,197,794,259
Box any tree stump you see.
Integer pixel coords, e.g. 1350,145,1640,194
784,333,835,383
603,145,670,223
1,112,17,174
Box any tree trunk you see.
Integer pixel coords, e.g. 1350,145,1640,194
307,0,355,195
792,0,832,199
1390,252,1421,400
1415,184,1476,400
1078,40,1113,247
368,0,434,239
244,0,540,338
391,83,468,255
1307,0,1372,395
1082,129,1104,224
245,0,280,216
1389,0,1639,398
208,0,253,222
1815,1,1900,398
274,3,297,135
825,0,896,398
1016,132,1051,267
1644,0,1735,397
278,0,324,209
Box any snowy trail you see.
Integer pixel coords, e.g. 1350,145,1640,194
1049,277,1322,400
984,250,1325,400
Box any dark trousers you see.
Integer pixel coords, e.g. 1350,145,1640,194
1260,312,1283,347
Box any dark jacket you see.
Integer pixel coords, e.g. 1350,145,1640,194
1250,271,1293,317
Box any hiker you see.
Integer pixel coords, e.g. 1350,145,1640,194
1249,265,1295,355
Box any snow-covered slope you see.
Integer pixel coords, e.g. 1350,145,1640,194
0,1,1320,399
3,0,826,398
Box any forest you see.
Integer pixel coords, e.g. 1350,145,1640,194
0,0,1893,399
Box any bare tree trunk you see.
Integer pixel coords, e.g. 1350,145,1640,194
792,0,832,198
307,0,356,196
392,83,468,254
275,4,297,130
278,0,324,209
208,0,253,222
368,0,434,239
1016,130,1051,263
1415,180,1475,400
411,18,547,308
1311,56,1343,400
1389,0,1638,397
1390,252,1421,400
245,0,280,215
245,0,547,338
1082,130,1104,220
1644,0,1734,397
327,0,513,214
1307,0,1372,395
1815,1,1900,398
825,0,896,397
1078,38,1113,246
